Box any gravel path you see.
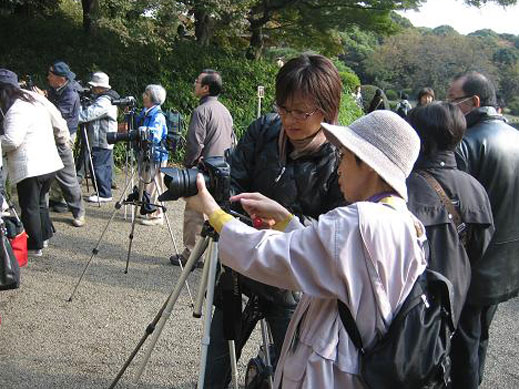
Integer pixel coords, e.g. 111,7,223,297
0,177,260,388
0,175,517,388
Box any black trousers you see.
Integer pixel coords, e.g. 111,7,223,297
17,172,56,250
203,296,294,388
450,303,498,388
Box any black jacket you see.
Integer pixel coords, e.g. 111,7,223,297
407,151,494,321
48,80,80,135
229,113,344,306
456,106,519,305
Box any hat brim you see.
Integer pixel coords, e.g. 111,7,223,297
88,81,111,89
322,122,408,201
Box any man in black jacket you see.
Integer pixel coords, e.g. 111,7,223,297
448,71,519,388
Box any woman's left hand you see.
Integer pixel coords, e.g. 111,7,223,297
184,174,221,216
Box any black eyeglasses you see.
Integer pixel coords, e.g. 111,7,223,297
274,103,319,121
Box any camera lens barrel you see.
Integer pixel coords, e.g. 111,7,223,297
163,168,205,200
106,131,139,144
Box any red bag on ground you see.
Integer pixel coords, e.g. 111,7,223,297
3,216,28,267
9,231,28,267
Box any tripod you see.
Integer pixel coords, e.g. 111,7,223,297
67,153,192,303
109,221,240,389
77,123,101,207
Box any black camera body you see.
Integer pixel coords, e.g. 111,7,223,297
159,156,231,205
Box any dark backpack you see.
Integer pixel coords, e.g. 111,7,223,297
161,109,185,153
338,268,455,388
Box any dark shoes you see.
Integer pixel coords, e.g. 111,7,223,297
49,200,68,213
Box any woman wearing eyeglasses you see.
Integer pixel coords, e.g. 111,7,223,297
204,54,344,388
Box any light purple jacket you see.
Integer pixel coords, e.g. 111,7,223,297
218,200,427,388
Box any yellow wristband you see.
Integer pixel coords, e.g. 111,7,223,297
208,208,233,234
273,214,294,231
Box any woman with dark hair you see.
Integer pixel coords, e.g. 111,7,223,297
406,102,494,327
203,53,345,387
0,69,63,256
416,87,435,106
367,88,387,113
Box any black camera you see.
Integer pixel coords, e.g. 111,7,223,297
77,83,94,106
158,156,231,205
106,126,153,145
112,96,137,107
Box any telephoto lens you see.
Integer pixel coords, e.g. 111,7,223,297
160,167,210,201
106,131,138,144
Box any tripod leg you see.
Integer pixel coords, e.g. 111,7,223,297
198,240,239,389
133,236,210,382
260,318,274,388
193,244,213,318
80,133,90,193
122,146,128,219
123,179,146,274
67,170,137,302
83,125,101,207
228,340,239,389
109,247,201,389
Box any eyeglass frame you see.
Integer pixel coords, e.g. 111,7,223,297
448,94,474,105
274,103,320,121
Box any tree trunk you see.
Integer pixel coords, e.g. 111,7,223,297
82,0,99,34
194,8,213,46
247,21,265,60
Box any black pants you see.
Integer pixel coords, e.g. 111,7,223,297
17,172,56,250
450,303,498,388
203,296,294,388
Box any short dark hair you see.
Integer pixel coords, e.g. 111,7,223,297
407,101,466,156
200,69,222,96
275,53,342,124
401,92,408,100
417,87,435,104
454,71,497,107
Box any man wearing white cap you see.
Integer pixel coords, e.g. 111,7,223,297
185,110,435,388
78,72,119,202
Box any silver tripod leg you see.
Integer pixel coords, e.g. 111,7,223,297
260,318,274,388
152,175,194,305
134,236,210,382
197,240,239,389
122,146,132,219
68,169,138,302
82,125,101,207
123,181,144,274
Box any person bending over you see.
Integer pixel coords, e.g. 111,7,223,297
188,110,426,388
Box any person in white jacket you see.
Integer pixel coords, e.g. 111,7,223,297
0,69,63,257
186,110,427,388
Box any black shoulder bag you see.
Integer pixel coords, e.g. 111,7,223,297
0,221,20,290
